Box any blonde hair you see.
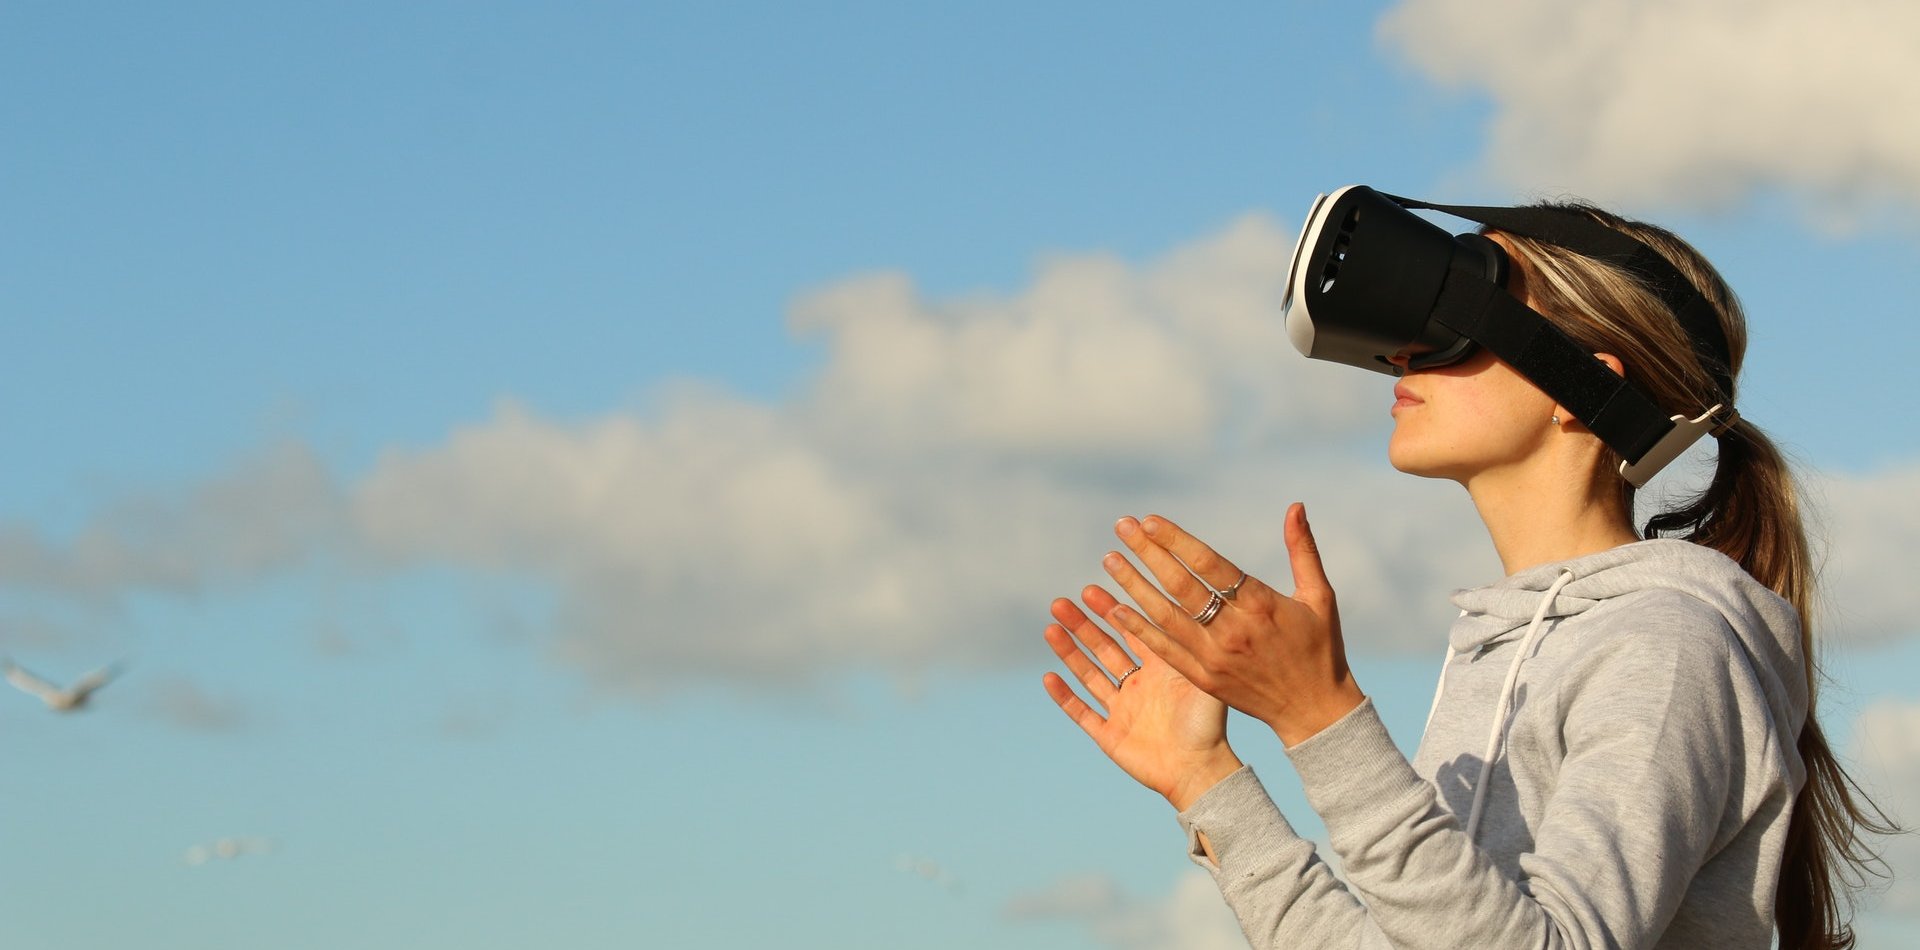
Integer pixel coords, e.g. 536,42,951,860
1496,205,1893,950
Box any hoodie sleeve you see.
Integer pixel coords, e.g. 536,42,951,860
1182,619,1752,949
1176,766,1393,949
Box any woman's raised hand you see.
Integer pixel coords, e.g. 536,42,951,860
1103,503,1366,749
1042,586,1243,811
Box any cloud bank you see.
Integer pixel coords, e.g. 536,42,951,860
344,213,1486,693
1852,699,1920,915
1005,871,1245,950
1810,464,1920,645
3,215,1915,694
1378,0,1920,220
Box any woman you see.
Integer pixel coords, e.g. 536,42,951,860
1041,200,1888,948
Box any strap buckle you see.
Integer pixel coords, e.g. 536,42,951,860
1617,403,1730,488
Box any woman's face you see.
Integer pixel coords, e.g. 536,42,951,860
1385,347,1558,483
1385,233,1561,483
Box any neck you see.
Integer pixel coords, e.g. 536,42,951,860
1464,455,1641,576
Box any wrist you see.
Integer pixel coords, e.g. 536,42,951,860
1269,683,1367,749
1163,748,1244,812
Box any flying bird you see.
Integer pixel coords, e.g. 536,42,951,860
2,658,123,712
184,836,274,867
894,853,965,895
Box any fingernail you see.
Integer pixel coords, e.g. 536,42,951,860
1114,517,1139,537
1142,517,1165,537
1102,552,1125,571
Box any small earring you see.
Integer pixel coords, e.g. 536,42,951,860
1551,414,1562,427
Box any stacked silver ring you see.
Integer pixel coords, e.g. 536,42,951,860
1192,591,1226,625
1191,570,1248,625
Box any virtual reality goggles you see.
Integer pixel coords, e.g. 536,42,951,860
1282,185,1737,487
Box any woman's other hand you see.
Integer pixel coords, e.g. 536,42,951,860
1105,503,1366,749
1042,587,1242,811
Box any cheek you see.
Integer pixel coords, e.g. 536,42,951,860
1461,390,1551,435
1446,360,1557,432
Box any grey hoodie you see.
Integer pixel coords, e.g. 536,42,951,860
1176,539,1807,949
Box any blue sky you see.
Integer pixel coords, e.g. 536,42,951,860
4,2,1920,948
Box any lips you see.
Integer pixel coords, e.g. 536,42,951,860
1392,382,1422,415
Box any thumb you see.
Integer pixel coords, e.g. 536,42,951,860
1284,502,1334,600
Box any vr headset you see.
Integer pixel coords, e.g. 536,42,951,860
1282,185,1736,487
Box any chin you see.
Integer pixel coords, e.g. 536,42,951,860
1387,435,1465,482
1386,430,1425,474
1387,448,1434,479
1388,455,1445,480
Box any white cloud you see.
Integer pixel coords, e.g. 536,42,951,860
1377,0,1920,220
7,213,1483,694
1808,463,1920,644
1852,699,1920,914
3,213,1915,693
791,214,1382,459
0,443,345,599
345,213,1482,693
1005,870,1246,950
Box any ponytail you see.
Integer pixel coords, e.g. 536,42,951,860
1644,418,1810,614
1647,418,1895,950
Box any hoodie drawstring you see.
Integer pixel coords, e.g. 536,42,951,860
1425,569,1577,842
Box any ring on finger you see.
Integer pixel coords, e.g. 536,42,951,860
1192,591,1226,625
1115,665,1142,689
1216,571,1247,599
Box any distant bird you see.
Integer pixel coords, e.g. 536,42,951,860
184,836,274,867
894,853,965,895
2,658,123,712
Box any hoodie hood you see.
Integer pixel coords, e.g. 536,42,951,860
1449,538,1809,738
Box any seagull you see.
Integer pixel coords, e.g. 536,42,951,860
184,836,274,867
894,853,965,895
2,658,123,712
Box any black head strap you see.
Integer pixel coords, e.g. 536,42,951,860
1388,195,1735,403
1428,248,1671,464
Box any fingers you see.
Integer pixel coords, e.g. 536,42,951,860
1079,583,1196,674
1042,624,1115,706
1114,517,1219,615
1042,671,1108,738
1096,551,1211,683
1135,515,1270,604
1100,550,1193,636
1051,596,1138,681
1111,622,1158,673
1074,585,1185,678
1104,599,1205,687
1041,592,1147,740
